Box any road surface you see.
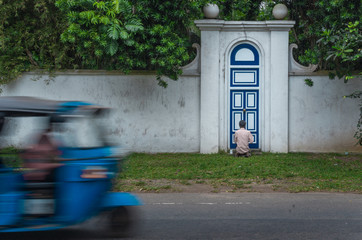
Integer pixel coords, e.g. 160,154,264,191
2,192,361,240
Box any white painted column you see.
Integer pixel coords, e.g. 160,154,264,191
195,20,223,153
267,22,293,152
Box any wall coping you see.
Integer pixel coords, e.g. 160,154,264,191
23,69,356,80
289,70,362,77
23,68,200,78
289,71,331,76
24,69,154,76
194,20,295,31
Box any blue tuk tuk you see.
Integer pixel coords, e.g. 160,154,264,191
0,97,141,237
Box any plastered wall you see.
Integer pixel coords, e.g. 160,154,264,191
289,75,361,153
0,72,200,152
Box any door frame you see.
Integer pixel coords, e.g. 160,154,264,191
226,41,262,151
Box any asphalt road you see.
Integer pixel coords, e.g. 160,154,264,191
133,192,362,240
2,192,362,240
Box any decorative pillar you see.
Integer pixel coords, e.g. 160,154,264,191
195,20,223,153
267,21,294,152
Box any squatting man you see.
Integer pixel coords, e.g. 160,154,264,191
234,120,254,157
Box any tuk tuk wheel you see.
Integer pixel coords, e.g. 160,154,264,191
107,206,137,237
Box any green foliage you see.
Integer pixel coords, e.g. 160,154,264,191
200,0,267,21
0,147,22,168
55,0,143,71
216,0,264,21
0,0,204,87
277,0,361,74
319,21,361,81
129,0,203,86
1,0,360,83
304,78,314,87
0,0,69,87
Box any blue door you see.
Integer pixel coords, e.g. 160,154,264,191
229,43,260,149
230,90,259,149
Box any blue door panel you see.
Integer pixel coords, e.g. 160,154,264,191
230,90,259,149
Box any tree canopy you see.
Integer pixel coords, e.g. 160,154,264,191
0,0,204,87
0,0,68,85
1,0,360,84
277,0,361,80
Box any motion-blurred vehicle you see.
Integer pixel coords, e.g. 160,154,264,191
0,96,140,237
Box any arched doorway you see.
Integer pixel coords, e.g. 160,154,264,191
229,43,260,150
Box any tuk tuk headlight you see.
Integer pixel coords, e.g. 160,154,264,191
80,166,110,179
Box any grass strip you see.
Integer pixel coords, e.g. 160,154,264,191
117,152,362,193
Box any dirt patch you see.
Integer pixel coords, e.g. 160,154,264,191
307,153,362,163
335,155,362,163
116,178,361,194
117,179,286,193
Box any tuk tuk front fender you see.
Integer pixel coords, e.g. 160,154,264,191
101,192,142,209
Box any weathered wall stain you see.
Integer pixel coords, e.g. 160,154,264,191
178,97,185,108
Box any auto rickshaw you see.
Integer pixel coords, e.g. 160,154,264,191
0,96,140,237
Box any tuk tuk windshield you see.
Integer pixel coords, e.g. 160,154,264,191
54,116,107,148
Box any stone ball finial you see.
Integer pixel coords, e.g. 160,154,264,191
272,3,288,20
203,3,219,19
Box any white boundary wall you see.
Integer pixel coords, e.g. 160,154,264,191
0,72,201,152
1,71,360,153
289,74,360,153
